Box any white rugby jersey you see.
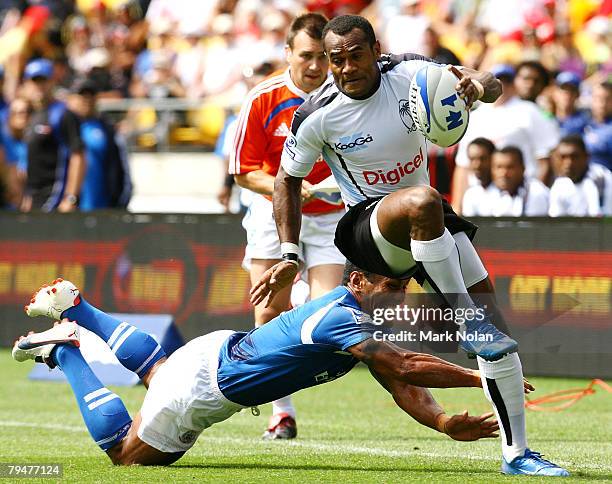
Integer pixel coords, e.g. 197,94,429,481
281,54,436,207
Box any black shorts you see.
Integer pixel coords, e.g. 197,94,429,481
334,196,477,284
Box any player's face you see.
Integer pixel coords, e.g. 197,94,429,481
25,77,52,105
591,84,612,122
553,143,588,182
467,144,492,184
491,153,524,194
324,28,381,99
286,31,328,94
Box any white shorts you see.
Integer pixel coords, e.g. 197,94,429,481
138,330,243,453
242,194,345,270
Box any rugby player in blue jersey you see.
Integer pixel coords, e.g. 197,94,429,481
13,267,507,466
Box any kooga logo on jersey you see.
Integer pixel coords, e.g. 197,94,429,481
334,132,373,153
362,147,424,185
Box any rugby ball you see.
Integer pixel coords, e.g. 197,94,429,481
409,64,469,147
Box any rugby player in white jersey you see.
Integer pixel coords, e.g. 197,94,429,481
251,15,569,477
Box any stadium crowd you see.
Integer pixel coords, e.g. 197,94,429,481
0,0,609,214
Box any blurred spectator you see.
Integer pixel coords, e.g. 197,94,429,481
453,64,559,213
422,27,461,65
173,26,206,98
462,146,549,217
67,78,131,210
583,81,612,171
131,51,185,99
384,0,429,55
549,134,612,216
514,60,550,103
21,58,85,212
466,137,495,189
541,23,586,77
552,71,590,136
1,97,31,208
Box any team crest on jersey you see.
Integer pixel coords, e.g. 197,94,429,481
398,99,417,134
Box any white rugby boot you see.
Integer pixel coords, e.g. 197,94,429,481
12,321,80,369
25,278,81,320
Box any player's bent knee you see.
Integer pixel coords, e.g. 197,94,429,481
397,186,442,219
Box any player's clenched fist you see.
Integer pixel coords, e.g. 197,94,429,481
250,261,299,307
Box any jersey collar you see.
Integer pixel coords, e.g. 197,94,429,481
285,69,309,100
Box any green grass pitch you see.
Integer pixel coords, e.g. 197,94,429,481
1,349,611,483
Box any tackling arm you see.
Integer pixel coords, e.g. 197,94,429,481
353,339,500,441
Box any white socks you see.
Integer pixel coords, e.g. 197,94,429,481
411,228,474,309
478,353,527,462
412,229,527,463
272,395,296,419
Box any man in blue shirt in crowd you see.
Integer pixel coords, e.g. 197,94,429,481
68,78,132,210
15,264,507,468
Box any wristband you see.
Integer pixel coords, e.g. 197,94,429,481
281,253,299,266
472,79,485,100
280,242,299,256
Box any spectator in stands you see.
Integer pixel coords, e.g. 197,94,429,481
21,59,86,212
466,137,495,189
584,81,612,171
453,64,559,213
384,0,429,55
1,97,31,208
541,23,586,77
422,27,461,66
514,60,550,103
514,61,550,103
549,134,612,216
553,71,590,136
67,78,131,211
462,146,549,217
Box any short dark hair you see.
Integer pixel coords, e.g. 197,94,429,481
516,60,550,86
468,137,496,155
495,145,524,166
558,134,587,153
322,15,376,47
341,261,378,286
286,13,328,48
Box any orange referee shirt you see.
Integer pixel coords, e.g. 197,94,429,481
230,69,341,214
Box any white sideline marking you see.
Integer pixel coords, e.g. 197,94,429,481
2,421,611,472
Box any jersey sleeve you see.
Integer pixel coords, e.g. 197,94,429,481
280,111,324,178
60,110,84,153
229,94,267,175
310,305,377,351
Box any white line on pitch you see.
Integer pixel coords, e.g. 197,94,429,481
4,421,611,472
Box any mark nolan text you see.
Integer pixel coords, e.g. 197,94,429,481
373,330,494,343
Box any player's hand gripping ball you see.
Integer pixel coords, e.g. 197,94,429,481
409,64,470,147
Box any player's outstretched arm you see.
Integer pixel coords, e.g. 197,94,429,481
369,368,499,441
348,337,482,389
250,167,303,307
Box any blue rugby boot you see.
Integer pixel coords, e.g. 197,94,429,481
502,448,570,476
458,312,518,361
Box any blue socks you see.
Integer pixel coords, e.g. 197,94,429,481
52,345,132,451
62,298,166,379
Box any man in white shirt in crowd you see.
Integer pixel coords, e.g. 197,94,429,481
452,64,560,213
465,137,495,189
462,146,549,217
549,134,612,216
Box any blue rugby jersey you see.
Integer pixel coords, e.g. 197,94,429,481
216,286,377,406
